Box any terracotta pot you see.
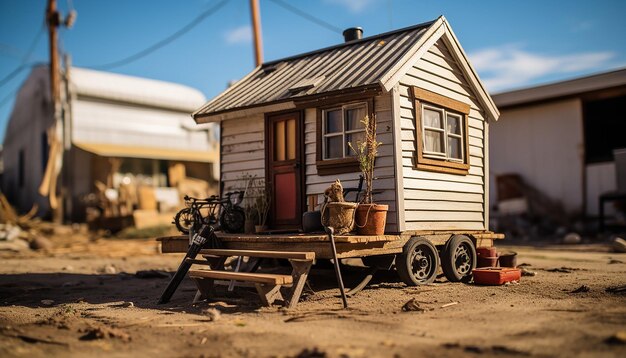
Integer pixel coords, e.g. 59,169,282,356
255,225,268,234
476,246,497,258
355,204,388,235
477,255,498,268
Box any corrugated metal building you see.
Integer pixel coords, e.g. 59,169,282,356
2,66,219,220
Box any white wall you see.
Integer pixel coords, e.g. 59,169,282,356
304,93,399,232
399,39,487,231
489,99,584,214
220,114,265,193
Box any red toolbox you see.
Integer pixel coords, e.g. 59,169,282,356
472,267,521,285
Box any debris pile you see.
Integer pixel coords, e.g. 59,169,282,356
0,192,49,252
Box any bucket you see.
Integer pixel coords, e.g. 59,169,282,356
355,204,388,235
499,251,518,267
477,255,498,268
321,202,358,235
476,246,497,258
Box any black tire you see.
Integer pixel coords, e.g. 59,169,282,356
220,206,245,233
441,235,476,282
396,237,440,286
173,208,193,234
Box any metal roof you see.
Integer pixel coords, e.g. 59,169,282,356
193,20,435,119
70,67,206,112
493,67,626,108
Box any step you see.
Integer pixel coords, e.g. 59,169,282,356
188,269,293,285
199,249,315,260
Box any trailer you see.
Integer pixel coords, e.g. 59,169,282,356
158,16,502,306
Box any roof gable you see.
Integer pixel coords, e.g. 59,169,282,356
194,16,498,122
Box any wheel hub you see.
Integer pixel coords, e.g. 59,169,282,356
454,244,472,275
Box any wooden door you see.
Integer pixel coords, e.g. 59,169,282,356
267,112,303,229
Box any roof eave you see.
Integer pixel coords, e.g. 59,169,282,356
378,16,500,122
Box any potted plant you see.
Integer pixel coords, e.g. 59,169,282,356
254,181,271,233
240,173,258,234
349,114,388,235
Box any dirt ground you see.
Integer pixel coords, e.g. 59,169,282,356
0,230,625,358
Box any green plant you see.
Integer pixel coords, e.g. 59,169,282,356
238,173,258,223
254,183,271,227
348,114,381,204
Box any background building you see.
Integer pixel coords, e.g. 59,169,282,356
490,68,626,227
2,66,219,223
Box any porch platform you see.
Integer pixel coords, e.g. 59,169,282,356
157,231,503,260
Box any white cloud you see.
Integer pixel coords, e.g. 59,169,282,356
325,0,376,13
469,45,615,91
225,25,252,45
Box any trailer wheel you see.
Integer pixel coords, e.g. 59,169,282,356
396,237,439,286
441,235,476,282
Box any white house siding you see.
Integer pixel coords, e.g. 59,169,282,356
399,39,487,231
220,115,265,193
72,98,213,152
304,93,399,232
489,99,584,214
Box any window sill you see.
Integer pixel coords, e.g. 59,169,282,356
316,158,360,176
416,158,469,176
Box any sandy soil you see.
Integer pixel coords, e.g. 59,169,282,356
0,231,625,358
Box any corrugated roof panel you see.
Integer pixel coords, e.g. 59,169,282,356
194,21,435,118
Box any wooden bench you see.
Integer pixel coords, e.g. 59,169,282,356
188,249,315,308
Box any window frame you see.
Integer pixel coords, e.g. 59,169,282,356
413,87,471,175
316,98,373,175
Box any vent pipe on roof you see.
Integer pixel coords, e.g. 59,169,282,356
343,27,363,42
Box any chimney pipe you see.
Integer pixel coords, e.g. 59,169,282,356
342,27,363,42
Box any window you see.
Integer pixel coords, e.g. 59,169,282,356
316,99,372,175
18,149,25,188
583,94,626,164
413,87,470,175
322,103,367,159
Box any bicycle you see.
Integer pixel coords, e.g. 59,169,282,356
173,191,245,234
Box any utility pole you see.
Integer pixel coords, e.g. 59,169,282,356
46,0,63,223
250,0,263,66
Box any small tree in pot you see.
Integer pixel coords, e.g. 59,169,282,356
349,114,388,235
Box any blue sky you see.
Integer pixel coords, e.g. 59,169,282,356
1,0,625,141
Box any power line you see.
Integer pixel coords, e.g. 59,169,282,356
89,0,229,70
267,0,343,34
21,24,46,63
0,62,45,88
0,24,45,88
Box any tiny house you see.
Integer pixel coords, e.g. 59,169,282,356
160,17,502,292
193,16,499,234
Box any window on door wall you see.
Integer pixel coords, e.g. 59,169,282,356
316,99,373,175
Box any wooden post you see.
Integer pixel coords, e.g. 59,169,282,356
46,0,64,223
249,0,263,66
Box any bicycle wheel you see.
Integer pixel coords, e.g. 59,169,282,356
174,208,194,234
219,206,245,233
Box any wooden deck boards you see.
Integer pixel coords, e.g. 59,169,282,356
157,230,503,259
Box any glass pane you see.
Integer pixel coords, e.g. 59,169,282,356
325,136,343,159
424,129,444,154
286,118,296,160
423,108,443,128
346,132,365,156
274,120,285,161
448,136,462,159
447,114,461,134
326,110,342,133
346,106,366,130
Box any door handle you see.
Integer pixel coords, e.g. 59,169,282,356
293,163,301,169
